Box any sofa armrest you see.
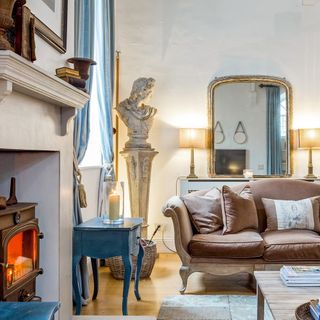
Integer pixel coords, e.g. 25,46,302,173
162,196,192,264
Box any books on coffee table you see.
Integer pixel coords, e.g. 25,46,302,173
280,266,320,286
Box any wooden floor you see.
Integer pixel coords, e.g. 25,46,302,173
80,253,255,317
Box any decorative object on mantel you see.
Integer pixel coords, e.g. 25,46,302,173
67,57,96,79
0,0,17,51
116,77,158,238
0,196,6,209
66,57,96,92
6,177,17,206
13,1,36,62
56,67,80,78
55,67,86,91
179,128,206,179
214,121,225,144
233,121,247,144
297,128,320,179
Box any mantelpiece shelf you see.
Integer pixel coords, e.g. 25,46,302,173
0,51,90,135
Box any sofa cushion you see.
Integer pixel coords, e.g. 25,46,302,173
189,230,264,258
181,188,223,234
262,197,320,232
262,229,320,261
221,185,258,234
249,179,320,232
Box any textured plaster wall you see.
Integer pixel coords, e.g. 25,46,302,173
116,0,320,244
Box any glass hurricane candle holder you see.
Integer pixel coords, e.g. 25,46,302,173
102,181,124,224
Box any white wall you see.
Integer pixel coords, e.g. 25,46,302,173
116,0,320,244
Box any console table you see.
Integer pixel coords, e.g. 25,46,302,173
178,177,251,195
178,177,320,195
73,217,144,315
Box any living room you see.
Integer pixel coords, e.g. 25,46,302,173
0,0,320,320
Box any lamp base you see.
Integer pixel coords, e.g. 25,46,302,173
187,173,198,179
304,173,317,180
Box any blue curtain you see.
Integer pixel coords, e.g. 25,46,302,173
73,0,115,302
94,0,115,216
266,86,282,175
73,0,96,304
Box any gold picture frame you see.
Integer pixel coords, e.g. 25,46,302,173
30,0,68,53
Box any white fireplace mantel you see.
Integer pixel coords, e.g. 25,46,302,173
0,51,90,319
0,51,90,135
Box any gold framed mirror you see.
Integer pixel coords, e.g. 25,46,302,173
208,75,293,177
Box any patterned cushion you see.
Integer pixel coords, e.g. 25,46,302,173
262,197,320,232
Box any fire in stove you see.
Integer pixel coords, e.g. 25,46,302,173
0,203,43,301
6,229,37,286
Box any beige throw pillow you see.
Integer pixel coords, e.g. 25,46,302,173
221,185,258,234
181,188,223,234
262,197,320,232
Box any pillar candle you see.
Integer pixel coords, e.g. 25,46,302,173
109,193,120,220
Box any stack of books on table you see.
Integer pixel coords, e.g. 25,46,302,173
310,299,320,320
55,67,87,92
280,266,320,286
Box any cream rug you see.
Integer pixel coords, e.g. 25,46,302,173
157,295,272,320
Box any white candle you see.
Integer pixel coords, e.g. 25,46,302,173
109,193,120,220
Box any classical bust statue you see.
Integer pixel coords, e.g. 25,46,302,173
116,77,157,149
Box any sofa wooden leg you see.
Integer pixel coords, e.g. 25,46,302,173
179,265,191,294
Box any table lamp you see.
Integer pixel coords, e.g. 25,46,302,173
179,128,206,178
297,128,320,179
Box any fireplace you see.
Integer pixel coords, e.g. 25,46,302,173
0,51,89,319
0,203,43,301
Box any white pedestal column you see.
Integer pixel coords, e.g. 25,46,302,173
121,148,158,238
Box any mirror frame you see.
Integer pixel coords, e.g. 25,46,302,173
207,75,293,177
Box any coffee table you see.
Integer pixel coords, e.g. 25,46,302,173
255,271,320,320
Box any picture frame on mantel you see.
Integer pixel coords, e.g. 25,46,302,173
27,0,68,53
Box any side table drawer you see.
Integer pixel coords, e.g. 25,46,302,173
129,225,141,256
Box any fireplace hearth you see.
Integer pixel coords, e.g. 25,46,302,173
0,203,43,301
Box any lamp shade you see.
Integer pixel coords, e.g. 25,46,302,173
297,128,320,149
179,128,206,149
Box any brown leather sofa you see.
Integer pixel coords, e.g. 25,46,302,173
162,179,320,293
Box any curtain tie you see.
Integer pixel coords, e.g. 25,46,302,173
73,150,88,208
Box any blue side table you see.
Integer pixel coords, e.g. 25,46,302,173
72,217,144,315
0,302,60,320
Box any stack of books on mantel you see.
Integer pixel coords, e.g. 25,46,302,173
280,266,320,287
55,67,87,92
310,299,320,320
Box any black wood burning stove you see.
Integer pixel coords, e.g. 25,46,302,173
0,203,43,301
